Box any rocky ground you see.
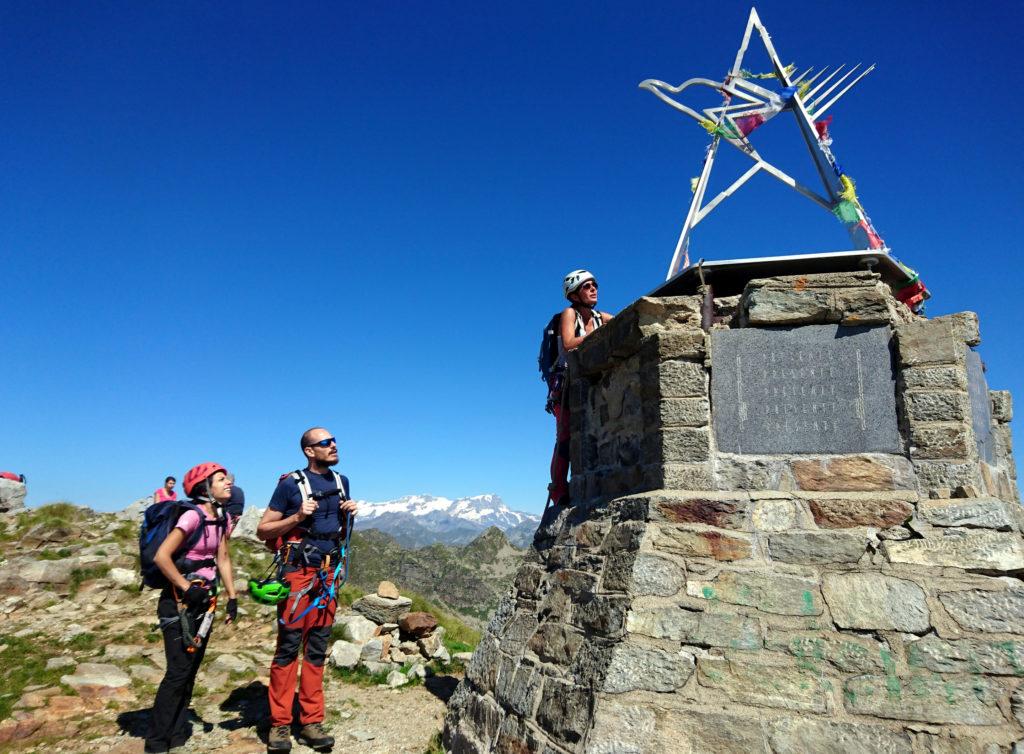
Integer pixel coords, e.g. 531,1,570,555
0,504,477,754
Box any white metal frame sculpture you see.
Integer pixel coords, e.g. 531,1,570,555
641,8,885,280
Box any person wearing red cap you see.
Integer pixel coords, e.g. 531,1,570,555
145,463,237,754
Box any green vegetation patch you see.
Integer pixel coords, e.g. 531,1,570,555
0,634,76,720
68,565,111,597
36,547,74,561
16,502,88,532
424,731,445,754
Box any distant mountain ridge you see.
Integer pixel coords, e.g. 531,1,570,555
355,493,540,548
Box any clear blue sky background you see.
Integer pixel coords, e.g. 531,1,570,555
3,2,1021,515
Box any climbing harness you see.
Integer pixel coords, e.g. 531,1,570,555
162,579,217,653
279,510,354,627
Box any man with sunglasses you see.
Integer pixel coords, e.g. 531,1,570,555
548,270,614,506
257,427,358,753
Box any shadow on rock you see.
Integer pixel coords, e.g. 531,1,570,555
116,708,151,738
424,674,459,703
219,680,271,733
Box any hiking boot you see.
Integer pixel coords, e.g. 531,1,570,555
267,725,292,752
298,722,335,750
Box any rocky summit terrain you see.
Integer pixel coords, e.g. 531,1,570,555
0,502,503,754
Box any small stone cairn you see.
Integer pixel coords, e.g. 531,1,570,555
329,580,453,687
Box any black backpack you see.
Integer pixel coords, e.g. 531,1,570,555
537,311,563,384
138,500,226,589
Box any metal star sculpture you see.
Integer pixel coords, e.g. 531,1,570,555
641,8,887,281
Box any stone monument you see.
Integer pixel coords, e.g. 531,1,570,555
443,268,1022,752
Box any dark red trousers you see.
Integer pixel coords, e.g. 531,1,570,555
269,565,336,726
549,398,571,504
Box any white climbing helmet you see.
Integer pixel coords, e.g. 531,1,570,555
563,269,596,299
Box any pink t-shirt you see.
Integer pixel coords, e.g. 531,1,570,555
175,508,232,582
155,488,177,503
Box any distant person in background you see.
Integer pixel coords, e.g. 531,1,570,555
154,476,177,503
548,269,614,507
225,479,245,528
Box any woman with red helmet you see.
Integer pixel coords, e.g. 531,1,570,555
146,462,238,754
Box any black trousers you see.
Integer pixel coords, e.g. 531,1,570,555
147,589,211,749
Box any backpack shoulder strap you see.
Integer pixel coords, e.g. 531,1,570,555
332,471,349,500
290,470,313,505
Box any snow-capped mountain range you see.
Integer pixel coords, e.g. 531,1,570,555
355,494,540,548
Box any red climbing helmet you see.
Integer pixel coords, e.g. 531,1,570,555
183,463,227,497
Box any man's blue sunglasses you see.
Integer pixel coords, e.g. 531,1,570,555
305,437,337,448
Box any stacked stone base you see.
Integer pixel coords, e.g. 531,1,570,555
443,271,1022,753
445,491,1024,753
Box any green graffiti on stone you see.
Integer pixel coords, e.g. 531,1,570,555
801,590,816,615
996,641,1024,675
702,586,717,600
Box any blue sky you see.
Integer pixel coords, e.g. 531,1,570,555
3,2,1021,515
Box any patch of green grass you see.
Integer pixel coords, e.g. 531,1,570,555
330,664,392,687
68,565,111,597
37,547,74,560
0,634,74,719
424,731,444,754
192,684,208,698
110,520,138,546
15,502,83,532
444,639,474,655
68,632,97,651
336,583,364,607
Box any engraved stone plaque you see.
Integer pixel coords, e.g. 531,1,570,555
966,350,995,464
711,325,901,454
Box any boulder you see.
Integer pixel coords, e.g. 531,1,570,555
338,614,377,644
60,663,131,691
328,641,361,669
399,611,438,639
107,568,137,589
359,638,385,663
418,626,447,658
117,497,151,521
0,478,26,515
104,644,145,661
129,664,164,684
231,506,265,543
45,656,76,671
386,670,410,688
19,558,76,584
351,593,412,625
209,654,252,674
376,580,400,599
0,572,30,596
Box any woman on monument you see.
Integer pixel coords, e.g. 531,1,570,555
548,269,614,507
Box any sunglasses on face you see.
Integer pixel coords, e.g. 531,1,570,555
305,437,337,448
580,281,598,291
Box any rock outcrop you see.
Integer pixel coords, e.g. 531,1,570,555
0,477,26,515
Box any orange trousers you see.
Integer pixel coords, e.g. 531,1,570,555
268,565,337,726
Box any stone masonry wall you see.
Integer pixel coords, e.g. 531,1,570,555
443,271,1023,753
